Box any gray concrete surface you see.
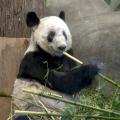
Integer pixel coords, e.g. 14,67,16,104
46,0,120,93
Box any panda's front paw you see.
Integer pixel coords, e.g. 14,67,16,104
71,63,100,87
86,61,104,74
15,115,29,120
80,63,99,78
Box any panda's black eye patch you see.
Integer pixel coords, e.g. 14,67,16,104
47,31,55,42
63,31,67,40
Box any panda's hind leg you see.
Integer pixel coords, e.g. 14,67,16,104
14,115,29,120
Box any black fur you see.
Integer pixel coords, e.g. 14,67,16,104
18,47,99,95
15,115,29,120
26,12,40,27
59,11,65,21
63,31,67,40
47,31,56,42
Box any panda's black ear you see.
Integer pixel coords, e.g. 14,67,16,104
26,12,40,27
59,11,65,21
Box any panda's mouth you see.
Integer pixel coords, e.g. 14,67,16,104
54,50,64,56
52,49,64,56
49,46,65,56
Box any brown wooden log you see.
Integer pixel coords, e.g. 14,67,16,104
0,0,45,37
0,37,29,120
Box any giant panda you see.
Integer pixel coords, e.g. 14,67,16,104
12,11,99,120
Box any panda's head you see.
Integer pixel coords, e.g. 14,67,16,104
26,11,72,56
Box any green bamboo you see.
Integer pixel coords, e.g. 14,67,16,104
0,92,12,98
0,93,44,108
63,52,120,89
15,110,120,120
31,94,55,120
99,73,120,89
23,88,120,116
64,52,83,64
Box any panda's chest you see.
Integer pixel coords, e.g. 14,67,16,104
34,49,65,71
41,54,64,71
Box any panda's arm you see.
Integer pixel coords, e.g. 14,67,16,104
17,52,48,84
48,64,99,94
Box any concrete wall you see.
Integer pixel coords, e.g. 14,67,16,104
46,0,120,92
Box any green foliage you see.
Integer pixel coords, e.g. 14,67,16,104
105,0,111,4
61,88,120,120
105,0,120,11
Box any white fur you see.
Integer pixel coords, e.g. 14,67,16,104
25,16,72,56
13,78,70,111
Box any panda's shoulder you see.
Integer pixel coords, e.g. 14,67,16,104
23,48,50,62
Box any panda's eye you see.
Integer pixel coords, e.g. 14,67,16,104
63,31,67,40
47,31,55,42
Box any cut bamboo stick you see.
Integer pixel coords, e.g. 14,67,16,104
15,110,120,120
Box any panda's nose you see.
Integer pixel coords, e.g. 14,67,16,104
58,45,66,51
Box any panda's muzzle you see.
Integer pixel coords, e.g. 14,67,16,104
58,45,66,51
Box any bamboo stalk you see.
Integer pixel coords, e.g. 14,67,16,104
0,92,12,98
22,88,120,116
15,110,120,120
99,73,120,89
0,93,45,108
63,52,120,89
31,94,55,120
64,52,83,64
